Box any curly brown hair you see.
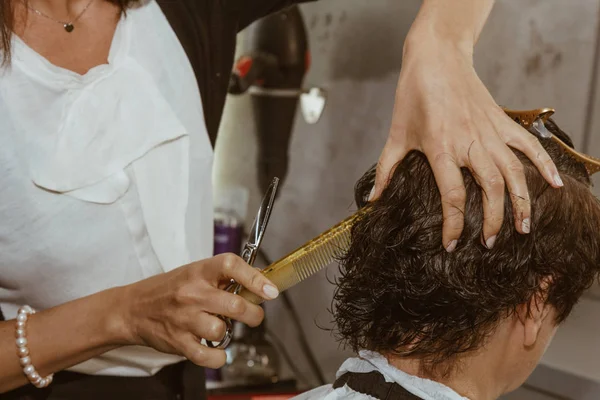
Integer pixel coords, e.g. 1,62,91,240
333,119,600,371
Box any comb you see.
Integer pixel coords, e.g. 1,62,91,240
238,210,364,304
503,107,600,175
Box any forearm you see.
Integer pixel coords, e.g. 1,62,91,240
407,0,495,57
0,287,128,393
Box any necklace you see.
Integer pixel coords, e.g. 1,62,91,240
21,0,96,32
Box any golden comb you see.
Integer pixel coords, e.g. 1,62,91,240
238,210,364,304
503,107,600,175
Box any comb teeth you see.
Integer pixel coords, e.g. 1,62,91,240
238,212,361,305
288,229,351,288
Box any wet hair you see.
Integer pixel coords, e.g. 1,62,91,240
1,0,135,64
333,120,600,372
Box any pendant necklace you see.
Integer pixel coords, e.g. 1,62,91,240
21,0,96,33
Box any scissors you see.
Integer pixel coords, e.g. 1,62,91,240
207,177,279,349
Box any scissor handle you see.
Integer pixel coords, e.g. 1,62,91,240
206,317,234,349
206,282,242,349
241,243,258,266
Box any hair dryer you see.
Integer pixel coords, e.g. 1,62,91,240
229,5,309,194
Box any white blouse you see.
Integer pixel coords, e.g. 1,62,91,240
0,0,214,376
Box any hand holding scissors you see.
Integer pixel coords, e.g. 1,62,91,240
207,177,279,349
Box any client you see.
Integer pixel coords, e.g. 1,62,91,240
296,119,600,400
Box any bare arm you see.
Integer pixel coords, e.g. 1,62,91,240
374,0,560,250
410,0,495,49
0,254,278,393
0,288,125,392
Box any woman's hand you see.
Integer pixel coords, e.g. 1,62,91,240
373,3,562,251
118,253,279,369
0,253,277,392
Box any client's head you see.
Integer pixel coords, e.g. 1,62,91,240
333,120,600,399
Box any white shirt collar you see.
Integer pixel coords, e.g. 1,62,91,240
336,351,470,400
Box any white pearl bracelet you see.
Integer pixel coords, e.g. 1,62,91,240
15,306,53,388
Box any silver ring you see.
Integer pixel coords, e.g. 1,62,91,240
207,317,233,349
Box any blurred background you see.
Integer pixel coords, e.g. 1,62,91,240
211,1,600,399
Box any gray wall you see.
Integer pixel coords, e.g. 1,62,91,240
214,1,600,398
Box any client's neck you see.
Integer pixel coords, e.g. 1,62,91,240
386,342,511,400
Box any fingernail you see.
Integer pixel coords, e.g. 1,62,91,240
368,186,375,201
445,240,458,253
554,174,564,187
522,218,531,234
485,235,497,249
263,284,279,300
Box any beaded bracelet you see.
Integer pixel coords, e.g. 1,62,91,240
15,306,54,388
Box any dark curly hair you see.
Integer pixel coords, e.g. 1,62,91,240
333,119,600,373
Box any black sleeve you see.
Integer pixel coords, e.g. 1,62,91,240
221,0,318,32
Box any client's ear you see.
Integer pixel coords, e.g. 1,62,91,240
517,277,553,347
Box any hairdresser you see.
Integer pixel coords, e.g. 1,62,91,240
0,0,560,398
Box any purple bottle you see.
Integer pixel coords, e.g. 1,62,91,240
214,211,244,255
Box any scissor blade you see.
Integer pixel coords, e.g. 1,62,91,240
247,177,279,249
